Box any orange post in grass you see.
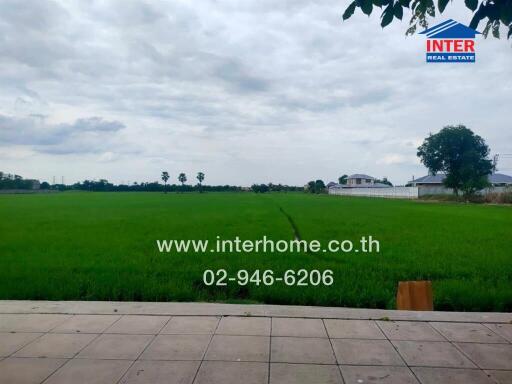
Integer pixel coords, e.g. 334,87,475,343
396,281,433,311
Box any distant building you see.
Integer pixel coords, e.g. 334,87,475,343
347,174,375,187
409,173,512,187
328,174,391,190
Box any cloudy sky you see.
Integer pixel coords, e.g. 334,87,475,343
0,0,510,186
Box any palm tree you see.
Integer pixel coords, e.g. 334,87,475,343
178,173,187,190
161,171,169,193
196,172,205,192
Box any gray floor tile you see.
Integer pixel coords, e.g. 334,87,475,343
14,333,97,358
392,341,475,368
271,318,327,338
341,365,419,384
332,339,404,366
0,333,43,357
216,317,270,336
412,367,495,384
160,316,219,335
324,319,385,339
271,337,336,364
78,334,153,359
0,357,66,384
0,314,71,333
140,334,210,361
44,358,131,384
270,363,343,384
455,343,512,370
377,321,445,341
485,370,512,384
51,315,120,333
195,361,268,384
120,360,199,384
484,323,512,343
430,322,507,343
105,315,169,334
205,335,269,362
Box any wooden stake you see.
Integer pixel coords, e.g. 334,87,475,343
396,281,433,311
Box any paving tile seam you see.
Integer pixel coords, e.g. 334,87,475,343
451,340,511,344
481,322,512,343
483,368,512,372
374,319,424,384
46,314,75,332
9,330,509,342
115,314,174,384
2,309,511,324
321,319,341,369
191,314,222,384
8,329,511,343
336,363,418,384
4,355,507,369
33,358,68,384
267,317,273,384
422,321,450,341
450,341,488,371
430,321,509,344
336,365,346,384
3,332,48,360
2,355,509,379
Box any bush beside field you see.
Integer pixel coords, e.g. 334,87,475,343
0,192,511,311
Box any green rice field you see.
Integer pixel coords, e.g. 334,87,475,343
1,192,511,311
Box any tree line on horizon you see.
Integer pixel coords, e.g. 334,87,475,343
1,170,303,193
1,125,497,197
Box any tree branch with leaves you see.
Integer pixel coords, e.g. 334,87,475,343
342,0,512,40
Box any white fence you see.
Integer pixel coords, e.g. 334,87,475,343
328,186,419,199
417,185,511,196
417,185,453,196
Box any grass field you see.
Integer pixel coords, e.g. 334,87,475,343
1,192,511,311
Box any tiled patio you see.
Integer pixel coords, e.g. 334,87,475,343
0,301,511,383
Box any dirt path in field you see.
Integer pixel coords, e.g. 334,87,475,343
277,205,302,240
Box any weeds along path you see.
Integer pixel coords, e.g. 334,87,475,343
277,205,302,240
273,202,336,262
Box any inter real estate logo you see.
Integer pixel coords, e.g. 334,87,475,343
419,19,481,63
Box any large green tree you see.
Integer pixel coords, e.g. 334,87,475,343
417,125,494,196
342,0,512,40
306,179,327,193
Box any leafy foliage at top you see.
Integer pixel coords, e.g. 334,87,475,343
342,0,512,40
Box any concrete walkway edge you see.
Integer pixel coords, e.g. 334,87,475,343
0,301,510,323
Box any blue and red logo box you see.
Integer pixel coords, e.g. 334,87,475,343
420,19,481,63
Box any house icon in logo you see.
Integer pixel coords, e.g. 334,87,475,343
419,19,481,63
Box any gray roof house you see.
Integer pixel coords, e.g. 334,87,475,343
329,174,391,189
409,173,512,186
